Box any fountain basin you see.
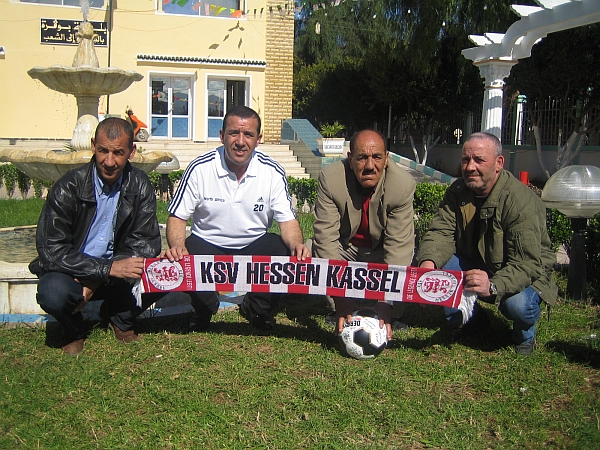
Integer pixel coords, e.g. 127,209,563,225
28,66,143,97
0,148,174,181
0,226,242,322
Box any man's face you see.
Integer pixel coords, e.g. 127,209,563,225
461,138,504,196
348,131,388,189
91,130,136,187
220,115,262,173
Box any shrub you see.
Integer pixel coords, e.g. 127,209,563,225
0,164,19,198
287,177,318,212
148,169,184,199
546,208,572,254
320,121,345,138
585,214,600,298
17,170,31,198
413,182,448,245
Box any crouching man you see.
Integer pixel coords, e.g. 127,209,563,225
312,129,416,339
30,118,162,356
416,132,557,355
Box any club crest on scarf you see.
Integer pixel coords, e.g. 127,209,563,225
416,271,460,303
146,259,185,290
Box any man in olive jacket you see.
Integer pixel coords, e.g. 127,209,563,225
313,129,416,339
30,118,161,356
417,132,557,355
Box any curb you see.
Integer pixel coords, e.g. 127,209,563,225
0,292,245,329
388,154,457,184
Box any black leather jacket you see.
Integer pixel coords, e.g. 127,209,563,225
29,158,161,283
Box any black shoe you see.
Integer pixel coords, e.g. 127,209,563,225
450,309,491,341
392,318,409,332
325,311,337,326
189,312,212,332
239,302,275,331
515,339,535,356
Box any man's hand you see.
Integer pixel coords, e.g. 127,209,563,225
71,279,100,314
161,246,189,262
279,219,309,260
336,315,392,341
419,260,436,270
109,257,145,279
290,243,311,260
462,269,492,297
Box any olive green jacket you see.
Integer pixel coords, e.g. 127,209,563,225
417,170,557,305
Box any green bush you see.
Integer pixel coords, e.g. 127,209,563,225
32,178,53,198
585,214,600,297
17,170,31,198
0,164,55,199
320,121,345,138
287,177,318,212
0,164,20,198
148,169,184,199
413,182,448,244
546,208,572,254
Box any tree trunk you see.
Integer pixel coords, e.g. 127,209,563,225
532,125,551,179
421,135,440,167
409,135,421,163
557,131,584,171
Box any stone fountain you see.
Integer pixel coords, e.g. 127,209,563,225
0,7,172,181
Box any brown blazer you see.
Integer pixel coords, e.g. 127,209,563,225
313,158,416,266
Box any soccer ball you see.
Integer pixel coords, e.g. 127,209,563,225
339,309,388,360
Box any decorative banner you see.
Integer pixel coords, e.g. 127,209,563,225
135,256,476,322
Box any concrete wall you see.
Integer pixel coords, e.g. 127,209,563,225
392,143,600,182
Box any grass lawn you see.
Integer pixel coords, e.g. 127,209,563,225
0,199,315,239
1,297,599,448
1,200,599,448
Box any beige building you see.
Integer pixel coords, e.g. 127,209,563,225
0,0,293,144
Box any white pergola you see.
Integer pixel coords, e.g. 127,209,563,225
462,0,600,140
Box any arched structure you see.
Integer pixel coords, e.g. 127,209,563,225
462,0,600,140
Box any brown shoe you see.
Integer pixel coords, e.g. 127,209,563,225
62,338,85,356
108,323,140,343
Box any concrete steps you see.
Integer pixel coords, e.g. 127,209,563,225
138,141,309,178
0,138,310,179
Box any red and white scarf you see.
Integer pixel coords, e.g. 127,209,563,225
135,255,476,324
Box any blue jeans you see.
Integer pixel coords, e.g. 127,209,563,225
37,271,163,341
442,255,542,344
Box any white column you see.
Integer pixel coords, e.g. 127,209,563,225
475,60,517,141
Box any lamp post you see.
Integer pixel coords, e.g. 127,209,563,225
155,156,180,202
541,165,600,301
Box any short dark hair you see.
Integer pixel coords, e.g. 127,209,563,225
464,132,502,156
349,129,387,153
95,117,134,149
222,106,261,135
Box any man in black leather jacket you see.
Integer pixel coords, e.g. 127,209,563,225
29,118,161,356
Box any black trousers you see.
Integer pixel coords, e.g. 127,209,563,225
185,232,290,319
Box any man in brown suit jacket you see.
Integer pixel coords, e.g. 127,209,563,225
313,129,416,338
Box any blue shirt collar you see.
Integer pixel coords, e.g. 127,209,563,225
93,167,122,198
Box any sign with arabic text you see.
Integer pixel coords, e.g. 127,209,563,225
41,18,107,46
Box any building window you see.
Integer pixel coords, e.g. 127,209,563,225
21,0,104,7
207,78,247,139
162,0,240,17
151,76,192,139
